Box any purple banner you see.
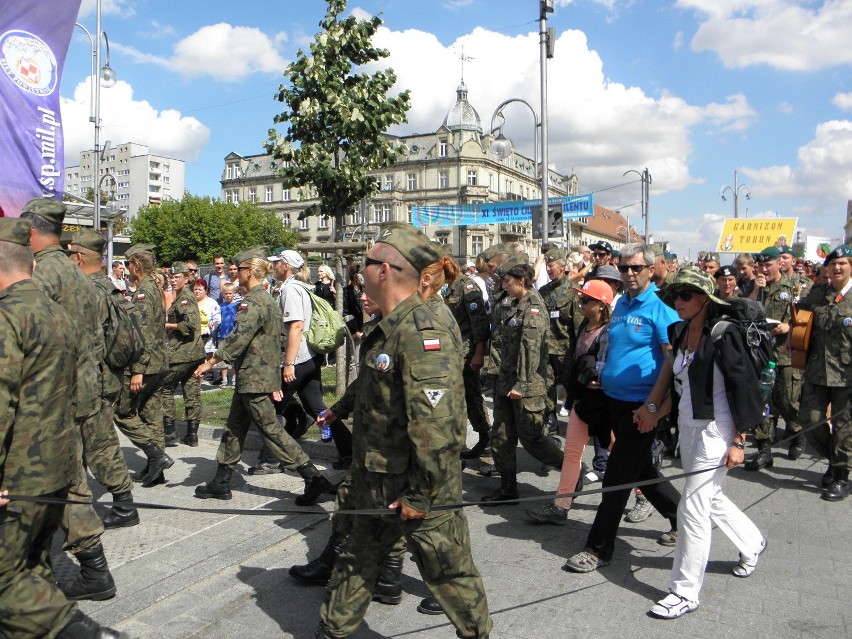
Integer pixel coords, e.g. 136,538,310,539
0,0,82,217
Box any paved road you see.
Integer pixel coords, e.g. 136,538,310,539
59,409,850,639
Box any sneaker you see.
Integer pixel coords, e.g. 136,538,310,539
649,592,698,619
625,496,652,523
526,503,568,525
657,529,678,547
247,461,284,476
585,469,601,483
563,550,609,573
732,537,767,578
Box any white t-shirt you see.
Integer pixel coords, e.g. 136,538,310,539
280,277,315,364
673,349,734,431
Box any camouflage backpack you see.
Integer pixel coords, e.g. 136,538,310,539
104,288,145,369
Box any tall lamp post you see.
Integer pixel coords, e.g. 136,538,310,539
623,167,651,243
720,170,751,218
75,0,117,232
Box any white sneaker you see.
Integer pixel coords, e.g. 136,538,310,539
649,593,698,619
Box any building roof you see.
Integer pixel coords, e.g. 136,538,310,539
584,204,644,244
443,81,482,134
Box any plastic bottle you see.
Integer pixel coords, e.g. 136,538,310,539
758,361,776,414
318,410,333,442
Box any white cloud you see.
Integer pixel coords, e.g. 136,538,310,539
78,0,136,18
833,92,852,110
61,78,211,163
679,0,852,70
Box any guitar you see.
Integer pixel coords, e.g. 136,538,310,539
790,284,813,369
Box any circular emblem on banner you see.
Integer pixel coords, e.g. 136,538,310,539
415,206,441,226
0,30,59,96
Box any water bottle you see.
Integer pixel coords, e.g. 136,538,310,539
758,361,776,415
318,410,333,442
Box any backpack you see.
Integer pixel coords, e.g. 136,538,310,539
103,289,145,370
295,282,346,355
709,297,776,378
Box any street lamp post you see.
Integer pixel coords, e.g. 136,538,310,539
623,167,651,243
720,170,751,218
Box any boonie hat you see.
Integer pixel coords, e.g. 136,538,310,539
21,197,66,224
0,218,32,245
592,264,621,283
376,223,441,272
70,228,106,253
658,266,729,306
573,279,614,305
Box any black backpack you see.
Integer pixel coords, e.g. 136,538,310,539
709,297,776,377
103,289,145,370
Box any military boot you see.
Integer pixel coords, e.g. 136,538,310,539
195,465,233,500
744,440,774,471
295,462,332,506
56,610,128,639
182,419,200,447
101,491,140,529
460,432,490,459
289,534,342,585
372,555,404,605
821,465,834,488
821,468,849,502
138,442,174,487
163,417,179,447
481,473,519,505
60,544,117,601
788,434,806,460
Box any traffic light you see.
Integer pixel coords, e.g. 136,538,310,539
531,204,564,239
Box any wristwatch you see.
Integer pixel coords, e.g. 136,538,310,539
645,403,658,413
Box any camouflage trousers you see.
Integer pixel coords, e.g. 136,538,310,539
216,392,309,471
114,371,165,448
800,382,852,473
321,508,491,638
491,394,563,476
545,352,573,417
81,393,132,495
0,494,77,639
463,362,490,435
61,428,105,555
329,476,406,558
161,359,204,422
753,365,802,442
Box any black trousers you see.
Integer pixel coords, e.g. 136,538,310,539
585,396,680,561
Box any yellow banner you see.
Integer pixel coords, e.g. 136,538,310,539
716,218,798,253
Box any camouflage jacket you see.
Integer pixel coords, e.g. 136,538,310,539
215,284,283,394
130,276,167,375
0,280,79,495
332,316,380,421
442,274,489,359
756,275,795,365
33,244,101,418
336,293,465,516
496,288,549,397
166,286,205,364
483,291,517,375
798,282,852,387
89,272,123,398
538,275,580,356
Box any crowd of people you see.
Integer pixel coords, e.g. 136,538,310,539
1,197,849,638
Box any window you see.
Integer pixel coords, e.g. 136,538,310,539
467,169,477,186
439,138,448,157
231,190,239,204
472,235,484,256
300,217,309,230
117,181,129,188
163,177,170,184
350,208,362,225
265,186,273,202
377,203,392,223
283,188,290,202
439,170,449,189
319,215,329,229
407,173,417,191
225,191,232,204
407,204,414,223
282,212,291,226
384,175,393,191
249,188,257,203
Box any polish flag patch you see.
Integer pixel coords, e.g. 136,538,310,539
239,303,249,310
136,293,146,301
180,299,188,306
423,338,442,351
530,308,540,315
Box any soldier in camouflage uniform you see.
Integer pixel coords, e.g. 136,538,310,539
317,226,491,639
538,248,582,432
21,200,117,602
481,262,564,504
0,218,126,639
67,230,138,529
779,245,813,295
745,247,804,470
713,265,740,301
193,248,332,506
162,262,205,446
797,245,852,501
113,243,173,488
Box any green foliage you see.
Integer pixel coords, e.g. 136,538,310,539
130,192,300,263
265,0,411,233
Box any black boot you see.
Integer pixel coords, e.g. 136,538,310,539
417,596,444,615
481,474,519,505
195,465,233,500
788,434,806,460
373,555,403,605
314,624,336,639
139,442,174,487
182,419,200,447
163,417,179,447
60,544,117,601
295,463,332,506
56,610,128,639
821,468,849,502
289,534,342,585
460,432,490,459
822,465,834,488
101,491,140,529
744,440,774,471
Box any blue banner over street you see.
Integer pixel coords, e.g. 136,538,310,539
0,0,81,217
412,193,594,227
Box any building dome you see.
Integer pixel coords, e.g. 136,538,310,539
443,81,482,134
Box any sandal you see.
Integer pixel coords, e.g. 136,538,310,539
732,537,768,578
649,592,699,619
563,550,609,573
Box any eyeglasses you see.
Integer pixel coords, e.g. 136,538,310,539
188,269,198,273
593,252,609,258
364,256,403,272
617,264,649,273
671,289,698,302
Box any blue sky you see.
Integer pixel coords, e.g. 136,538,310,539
62,0,852,259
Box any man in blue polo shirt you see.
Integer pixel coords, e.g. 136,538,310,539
564,243,682,572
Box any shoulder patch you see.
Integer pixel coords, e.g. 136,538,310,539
239,302,249,311
423,338,442,351
136,293,146,301
180,299,188,306
413,306,436,331
466,284,476,291
530,308,541,315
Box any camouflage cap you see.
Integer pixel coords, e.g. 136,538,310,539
657,265,729,307
376,223,441,272
169,261,190,275
592,264,622,282
21,197,66,224
233,246,270,266
70,228,106,253
125,243,157,259
434,242,454,258
495,252,529,279
714,265,737,279
704,251,720,263
823,244,851,266
755,246,780,263
697,251,707,260
0,218,32,246
544,247,566,263
479,244,504,262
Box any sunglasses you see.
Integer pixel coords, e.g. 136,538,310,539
364,256,403,272
578,295,599,305
671,289,699,302
617,264,648,273
593,252,609,258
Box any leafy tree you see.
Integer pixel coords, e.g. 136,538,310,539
264,0,411,239
130,192,300,264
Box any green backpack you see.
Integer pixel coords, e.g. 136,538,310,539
295,282,346,355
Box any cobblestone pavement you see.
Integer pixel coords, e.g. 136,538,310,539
58,408,851,639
